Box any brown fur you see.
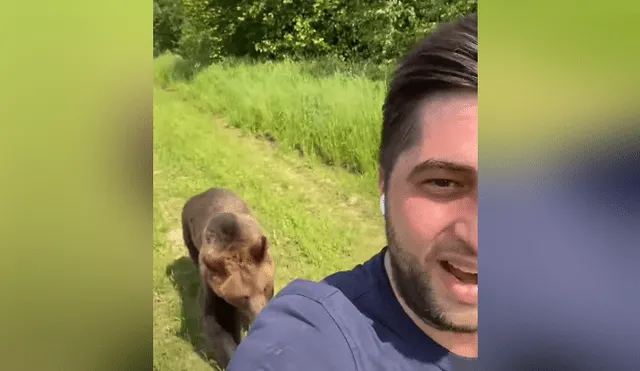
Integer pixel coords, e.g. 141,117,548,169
181,188,275,369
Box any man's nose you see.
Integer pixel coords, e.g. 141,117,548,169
454,216,477,254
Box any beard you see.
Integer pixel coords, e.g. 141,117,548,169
384,209,477,334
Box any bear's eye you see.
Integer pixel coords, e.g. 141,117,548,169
243,295,250,302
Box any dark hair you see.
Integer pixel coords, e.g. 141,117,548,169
379,13,477,184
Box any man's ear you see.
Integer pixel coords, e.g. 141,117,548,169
378,167,385,195
379,167,387,217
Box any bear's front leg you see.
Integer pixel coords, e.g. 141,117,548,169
202,313,238,369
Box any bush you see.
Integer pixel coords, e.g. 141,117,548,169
153,0,184,56
168,0,477,66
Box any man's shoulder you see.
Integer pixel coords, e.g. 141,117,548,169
227,252,387,371
251,278,349,333
276,251,383,303
227,279,357,371
276,277,343,302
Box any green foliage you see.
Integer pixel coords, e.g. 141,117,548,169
153,0,184,56
154,0,477,65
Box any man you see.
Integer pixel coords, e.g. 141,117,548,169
227,12,478,371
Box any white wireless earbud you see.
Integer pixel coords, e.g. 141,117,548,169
380,194,386,216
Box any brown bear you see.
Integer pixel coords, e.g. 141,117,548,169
181,187,275,369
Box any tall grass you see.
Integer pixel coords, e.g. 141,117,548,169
154,53,390,178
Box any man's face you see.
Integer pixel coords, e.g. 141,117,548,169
383,92,478,332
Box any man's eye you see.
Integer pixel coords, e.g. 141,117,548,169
424,179,459,188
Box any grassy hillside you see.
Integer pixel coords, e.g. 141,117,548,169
153,56,388,370
154,53,388,179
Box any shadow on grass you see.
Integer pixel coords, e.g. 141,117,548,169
165,256,218,368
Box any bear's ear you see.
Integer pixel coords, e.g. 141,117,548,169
203,254,228,278
250,235,269,263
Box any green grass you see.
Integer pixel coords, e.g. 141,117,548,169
153,56,388,370
154,52,388,178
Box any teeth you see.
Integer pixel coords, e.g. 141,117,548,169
449,263,477,275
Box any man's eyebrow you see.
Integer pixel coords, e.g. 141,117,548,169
407,159,476,179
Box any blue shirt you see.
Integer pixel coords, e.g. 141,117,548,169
227,247,477,371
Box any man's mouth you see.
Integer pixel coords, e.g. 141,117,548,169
440,260,477,284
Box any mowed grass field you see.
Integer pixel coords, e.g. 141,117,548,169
153,54,389,370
